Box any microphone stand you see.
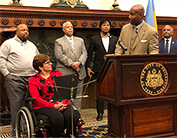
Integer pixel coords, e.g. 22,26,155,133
54,79,96,138
70,87,74,138
69,79,96,138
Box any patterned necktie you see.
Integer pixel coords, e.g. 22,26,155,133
69,37,75,52
165,40,169,53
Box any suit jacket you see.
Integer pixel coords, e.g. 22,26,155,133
54,36,87,80
86,34,118,74
115,22,159,55
159,38,177,54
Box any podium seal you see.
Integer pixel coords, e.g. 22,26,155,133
140,62,168,96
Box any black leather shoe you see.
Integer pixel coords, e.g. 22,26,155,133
78,118,85,125
96,113,103,121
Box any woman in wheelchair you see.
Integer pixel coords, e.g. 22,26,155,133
28,54,80,137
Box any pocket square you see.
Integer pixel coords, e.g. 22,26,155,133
141,40,147,42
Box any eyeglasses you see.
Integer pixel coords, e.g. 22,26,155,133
44,61,52,65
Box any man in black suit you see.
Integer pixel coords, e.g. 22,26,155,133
159,25,177,54
86,19,118,121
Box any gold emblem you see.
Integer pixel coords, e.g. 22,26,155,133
65,0,78,8
140,62,168,96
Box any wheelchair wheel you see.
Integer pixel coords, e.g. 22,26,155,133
16,107,35,138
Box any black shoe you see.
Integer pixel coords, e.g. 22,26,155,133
12,129,16,138
78,118,85,125
96,113,103,121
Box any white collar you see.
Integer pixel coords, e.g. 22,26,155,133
134,20,144,30
65,35,73,40
164,37,172,42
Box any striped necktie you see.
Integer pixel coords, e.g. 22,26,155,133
69,37,75,52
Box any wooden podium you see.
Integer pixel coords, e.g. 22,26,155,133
96,54,177,138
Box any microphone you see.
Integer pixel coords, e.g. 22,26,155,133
135,28,147,54
118,41,127,51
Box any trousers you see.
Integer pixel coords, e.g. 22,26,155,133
35,105,80,137
74,79,84,113
5,74,30,129
93,73,104,114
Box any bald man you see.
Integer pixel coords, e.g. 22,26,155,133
54,21,87,114
115,4,159,55
159,25,177,54
0,24,39,136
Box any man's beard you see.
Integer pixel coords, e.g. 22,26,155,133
102,31,109,35
21,36,28,42
164,35,170,39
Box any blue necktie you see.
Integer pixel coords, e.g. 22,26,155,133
165,40,169,53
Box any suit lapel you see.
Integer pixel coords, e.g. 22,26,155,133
130,24,146,52
128,25,135,54
170,38,175,53
73,37,77,54
108,36,113,53
98,35,107,53
161,39,165,53
64,36,76,54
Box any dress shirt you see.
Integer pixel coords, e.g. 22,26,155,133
65,35,74,45
164,37,172,53
133,20,144,34
101,33,110,52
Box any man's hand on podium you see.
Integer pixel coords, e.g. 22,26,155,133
104,54,114,61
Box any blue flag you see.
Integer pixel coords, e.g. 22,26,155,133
145,0,157,31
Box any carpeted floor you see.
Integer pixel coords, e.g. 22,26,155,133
82,125,108,138
0,108,108,137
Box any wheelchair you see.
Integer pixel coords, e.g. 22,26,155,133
15,96,83,138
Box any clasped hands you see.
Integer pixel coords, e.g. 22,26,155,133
54,102,67,111
71,61,81,73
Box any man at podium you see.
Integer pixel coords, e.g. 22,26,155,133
115,4,159,55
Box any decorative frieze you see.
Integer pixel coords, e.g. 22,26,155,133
14,18,21,25
1,18,9,25
38,19,45,26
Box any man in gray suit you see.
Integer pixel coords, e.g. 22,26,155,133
54,21,87,114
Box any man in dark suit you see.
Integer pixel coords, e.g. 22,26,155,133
86,19,118,121
159,25,177,54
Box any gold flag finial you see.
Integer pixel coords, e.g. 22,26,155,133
8,0,24,6
111,0,121,10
